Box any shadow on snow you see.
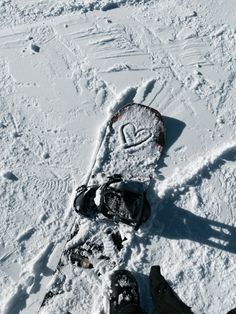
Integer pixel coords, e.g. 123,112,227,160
149,144,236,254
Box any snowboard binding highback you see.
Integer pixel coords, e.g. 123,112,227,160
73,174,150,230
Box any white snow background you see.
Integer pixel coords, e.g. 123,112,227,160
0,0,236,313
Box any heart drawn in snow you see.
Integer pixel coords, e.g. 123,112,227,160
121,123,152,148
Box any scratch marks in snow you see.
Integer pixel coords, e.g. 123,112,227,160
58,23,150,69
162,37,210,67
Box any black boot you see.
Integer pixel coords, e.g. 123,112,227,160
149,266,193,314
110,269,144,314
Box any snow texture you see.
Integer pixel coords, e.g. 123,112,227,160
0,0,235,314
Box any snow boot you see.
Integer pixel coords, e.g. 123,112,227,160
109,269,144,314
149,266,193,314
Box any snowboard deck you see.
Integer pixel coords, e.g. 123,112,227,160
39,103,165,313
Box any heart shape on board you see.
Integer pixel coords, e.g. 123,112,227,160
121,123,152,148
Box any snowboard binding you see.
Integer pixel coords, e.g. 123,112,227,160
73,174,150,230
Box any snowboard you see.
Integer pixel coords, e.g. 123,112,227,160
39,103,165,314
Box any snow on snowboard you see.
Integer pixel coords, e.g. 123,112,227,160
39,103,165,313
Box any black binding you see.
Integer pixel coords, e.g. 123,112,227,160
73,174,150,230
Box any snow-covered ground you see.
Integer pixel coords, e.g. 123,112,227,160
0,0,235,313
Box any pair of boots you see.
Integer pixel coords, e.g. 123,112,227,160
110,266,193,314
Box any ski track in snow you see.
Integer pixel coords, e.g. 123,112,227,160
0,1,236,313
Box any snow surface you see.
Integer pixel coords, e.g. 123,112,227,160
0,0,235,313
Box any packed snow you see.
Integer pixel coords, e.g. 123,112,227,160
0,0,235,313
